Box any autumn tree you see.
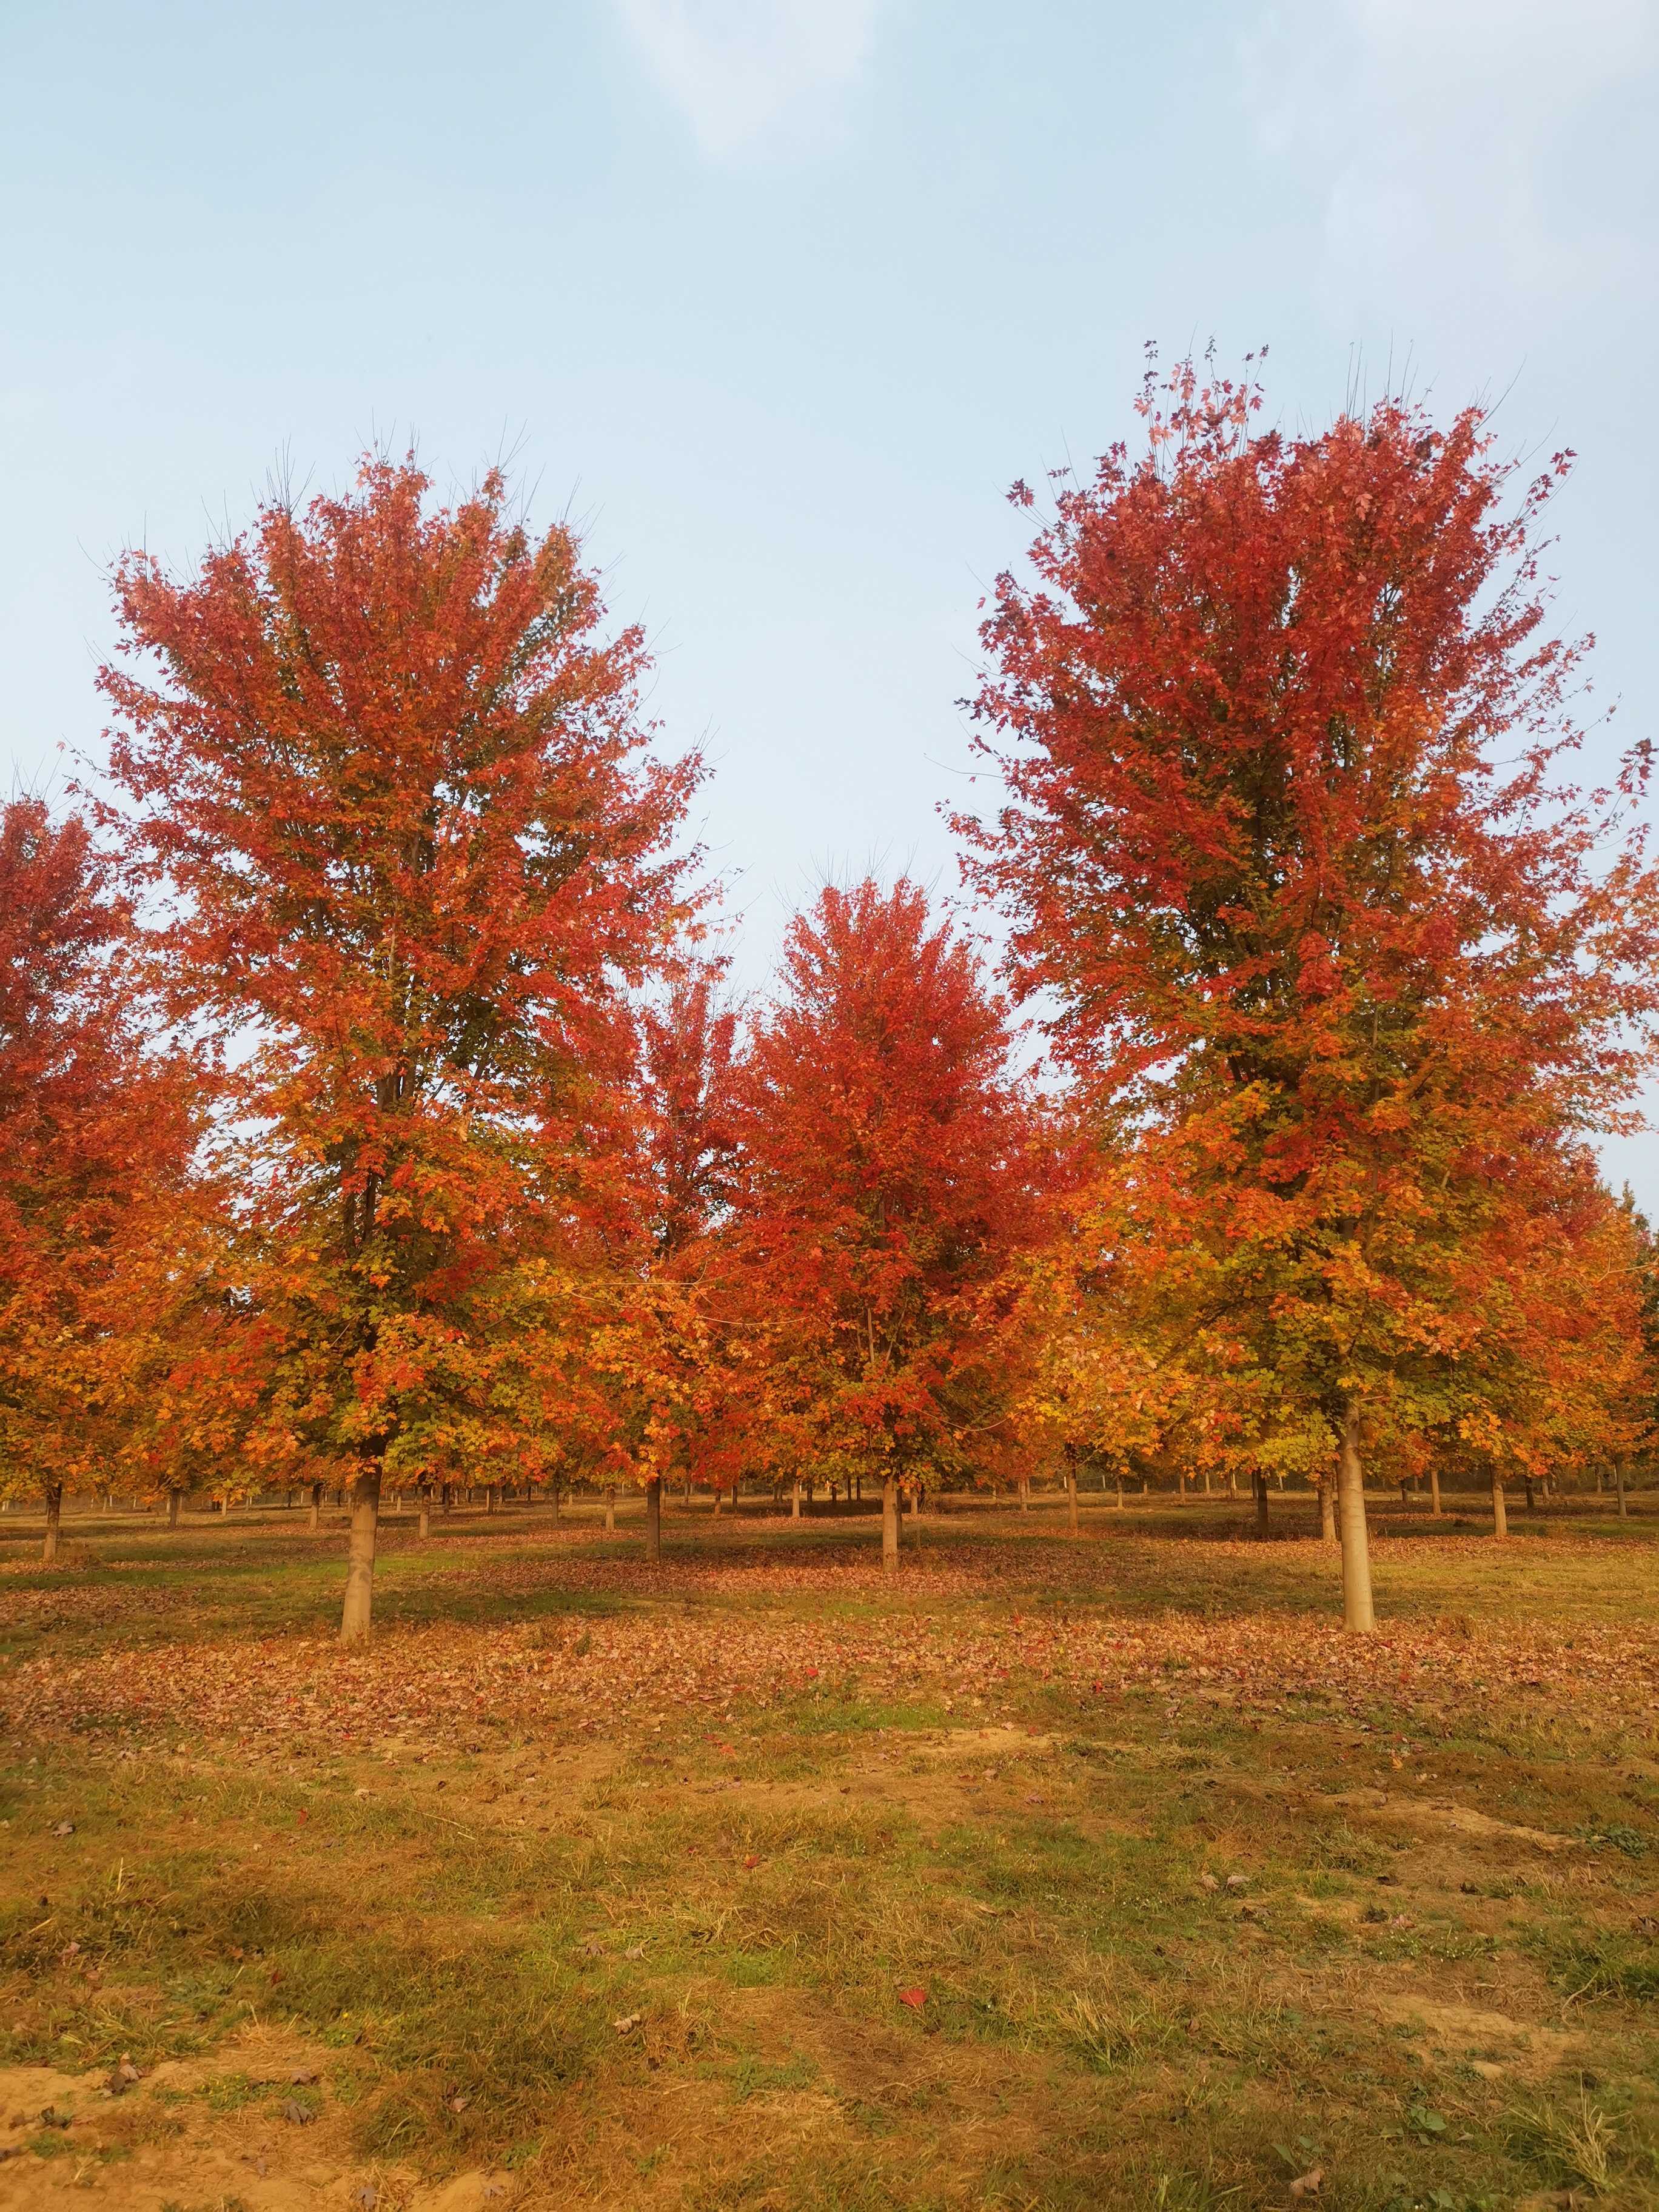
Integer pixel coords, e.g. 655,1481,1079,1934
0,800,207,1559
962,354,1659,1628
731,879,1037,1571
104,456,700,1639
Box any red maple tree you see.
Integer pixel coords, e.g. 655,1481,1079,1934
0,800,208,1558
102,456,700,1637
961,354,1659,1624
730,879,1040,1569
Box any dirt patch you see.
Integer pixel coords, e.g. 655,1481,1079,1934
1326,1789,1577,1852
1369,1994,1585,2080
0,2023,397,2211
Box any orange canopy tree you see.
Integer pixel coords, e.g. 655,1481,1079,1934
103,457,700,1638
730,879,1040,1570
961,354,1659,1627
0,800,207,1559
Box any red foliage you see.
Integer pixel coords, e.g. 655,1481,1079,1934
0,802,206,1547
101,457,700,1629
729,879,1041,1491
959,355,1659,1603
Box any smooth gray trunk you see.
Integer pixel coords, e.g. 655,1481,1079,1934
1337,1403,1375,1632
340,1467,381,1644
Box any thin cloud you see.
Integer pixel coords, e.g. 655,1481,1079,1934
1242,0,1657,306
611,0,882,158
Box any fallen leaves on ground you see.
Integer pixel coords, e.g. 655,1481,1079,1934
3,1535,1655,1762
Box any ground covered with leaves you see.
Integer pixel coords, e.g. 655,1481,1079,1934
1,1490,1656,2211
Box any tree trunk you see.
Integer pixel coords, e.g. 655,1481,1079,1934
339,1466,381,1645
486,1484,497,1515
42,1481,63,1564
1491,1473,1509,1540
1253,1470,1269,1535
167,1489,181,1530
1523,1476,1537,1513
1337,1402,1375,1632
1115,1475,1124,1510
1615,1462,1629,1520
441,1481,451,1515
1178,1472,1189,1506
713,1487,722,1517
882,1474,899,1575
308,1480,323,1533
1318,1478,1336,1547
417,1493,431,1539
1066,1456,1079,1536
1018,1476,1030,1513
791,1478,802,1521
605,1484,616,1533
1429,1465,1441,1518
645,1476,662,1563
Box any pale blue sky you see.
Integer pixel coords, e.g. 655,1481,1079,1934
3,0,1655,1193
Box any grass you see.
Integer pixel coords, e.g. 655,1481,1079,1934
0,1485,1656,2209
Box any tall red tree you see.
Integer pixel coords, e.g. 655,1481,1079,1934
103,456,700,1638
0,800,206,1558
731,879,1039,1570
961,355,1659,1626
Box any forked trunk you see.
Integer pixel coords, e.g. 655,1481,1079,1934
882,1474,899,1575
1318,1478,1336,1547
791,1478,802,1521
1429,1466,1441,1518
645,1476,662,1563
42,1481,63,1564
167,1489,181,1530
339,1466,381,1644
1491,1473,1509,1540
1337,1402,1375,1633
605,1484,616,1534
